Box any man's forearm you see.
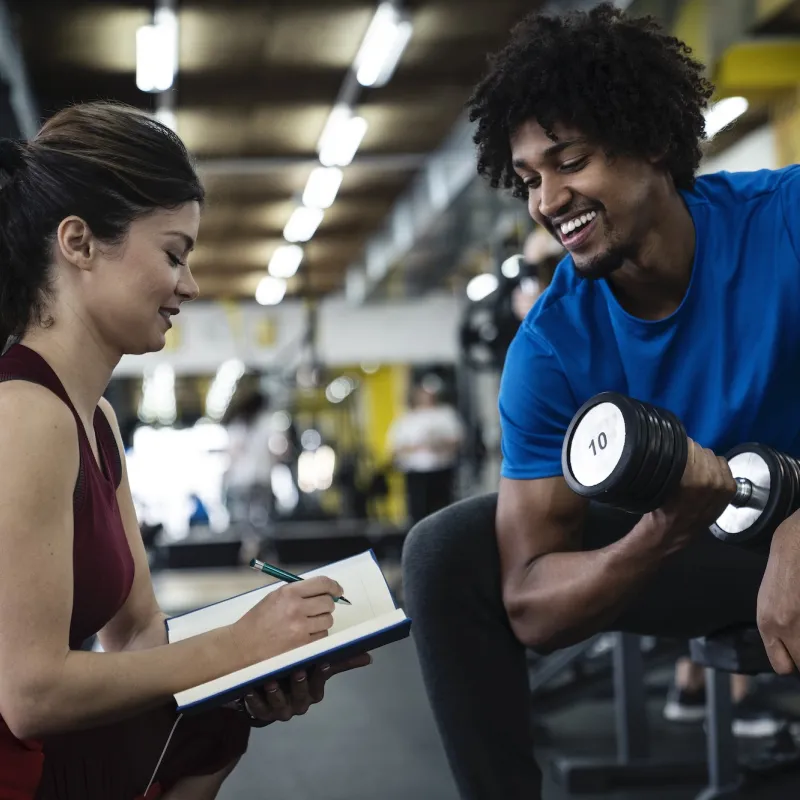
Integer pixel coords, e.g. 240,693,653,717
506,516,671,650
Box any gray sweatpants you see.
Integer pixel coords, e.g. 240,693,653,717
402,493,768,800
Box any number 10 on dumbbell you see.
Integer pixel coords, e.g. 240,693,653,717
561,392,800,550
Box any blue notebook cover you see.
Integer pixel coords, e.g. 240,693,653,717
166,550,412,715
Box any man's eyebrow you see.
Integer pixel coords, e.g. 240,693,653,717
512,138,588,169
164,231,195,252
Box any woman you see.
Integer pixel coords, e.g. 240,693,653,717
388,375,464,524
0,102,368,799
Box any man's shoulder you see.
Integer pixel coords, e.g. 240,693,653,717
687,165,800,209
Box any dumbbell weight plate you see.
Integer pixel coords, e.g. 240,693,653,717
617,399,651,508
562,392,641,501
638,402,679,511
645,405,680,509
626,402,665,512
710,444,782,547
650,407,688,510
785,452,800,516
772,448,796,523
775,448,799,524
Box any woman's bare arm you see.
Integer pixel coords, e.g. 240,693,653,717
0,384,248,739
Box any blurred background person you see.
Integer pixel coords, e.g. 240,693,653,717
223,389,275,529
388,373,464,524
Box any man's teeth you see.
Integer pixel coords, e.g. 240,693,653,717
560,210,597,237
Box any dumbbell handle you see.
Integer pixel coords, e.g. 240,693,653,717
732,477,769,511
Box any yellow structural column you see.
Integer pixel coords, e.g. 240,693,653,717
673,0,710,67
361,365,410,523
772,87,800,167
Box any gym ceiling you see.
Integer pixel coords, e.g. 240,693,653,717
4,0,795,305
4,0,545,303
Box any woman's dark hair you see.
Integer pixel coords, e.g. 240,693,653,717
468,2,714,199
0,101,204,344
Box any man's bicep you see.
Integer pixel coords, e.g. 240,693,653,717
498,329,577,480
496,476,588,580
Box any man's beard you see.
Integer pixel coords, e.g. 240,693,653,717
573,223,633,281
574,246,627,281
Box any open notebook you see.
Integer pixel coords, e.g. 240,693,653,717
166,550,411,714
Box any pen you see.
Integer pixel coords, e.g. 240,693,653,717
249,558,352,605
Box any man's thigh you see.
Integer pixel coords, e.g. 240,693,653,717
582,503,767,639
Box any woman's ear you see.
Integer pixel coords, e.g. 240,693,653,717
56,216,95,271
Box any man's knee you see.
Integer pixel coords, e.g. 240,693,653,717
402,493,499,607
404,493,496,565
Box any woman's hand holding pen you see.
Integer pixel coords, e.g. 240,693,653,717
229,576,345,665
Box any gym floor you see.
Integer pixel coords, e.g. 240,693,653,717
155,568,800,800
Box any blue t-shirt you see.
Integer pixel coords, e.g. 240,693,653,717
499,165,800,480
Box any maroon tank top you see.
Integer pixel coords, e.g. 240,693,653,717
0,343,135,799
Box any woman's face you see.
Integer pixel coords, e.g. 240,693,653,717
81,202,201,355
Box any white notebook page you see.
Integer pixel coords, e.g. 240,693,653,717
167,551,396,643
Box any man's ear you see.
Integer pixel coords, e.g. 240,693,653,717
56,216,95,271
648,147,669,167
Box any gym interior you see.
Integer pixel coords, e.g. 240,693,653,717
3,0,800,797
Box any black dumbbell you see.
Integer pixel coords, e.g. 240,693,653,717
561,392,800,550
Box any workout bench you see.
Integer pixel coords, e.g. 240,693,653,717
549,626,788,799
690,624,778,799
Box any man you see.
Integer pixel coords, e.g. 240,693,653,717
401,4,800,799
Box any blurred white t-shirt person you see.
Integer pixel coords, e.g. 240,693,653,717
388,375,464,524
224,391,275,526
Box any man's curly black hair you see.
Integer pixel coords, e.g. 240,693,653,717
468,2,714,199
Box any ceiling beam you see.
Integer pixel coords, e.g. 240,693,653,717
0,0,39,137
196,151,426,175
349,114,478,302
29,61,479,114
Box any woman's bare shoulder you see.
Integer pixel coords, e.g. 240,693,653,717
0,380,78,463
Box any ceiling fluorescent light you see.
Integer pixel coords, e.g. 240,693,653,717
154,108,177,132
269,244,304,278
283,207,324,243
332,116,368,167
136,9,178,93
317,105,368,167
355,2,413,88
704,96,749,140
317,104,350,152
136,26,159,92
303,167,343,209
256,276,287,306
